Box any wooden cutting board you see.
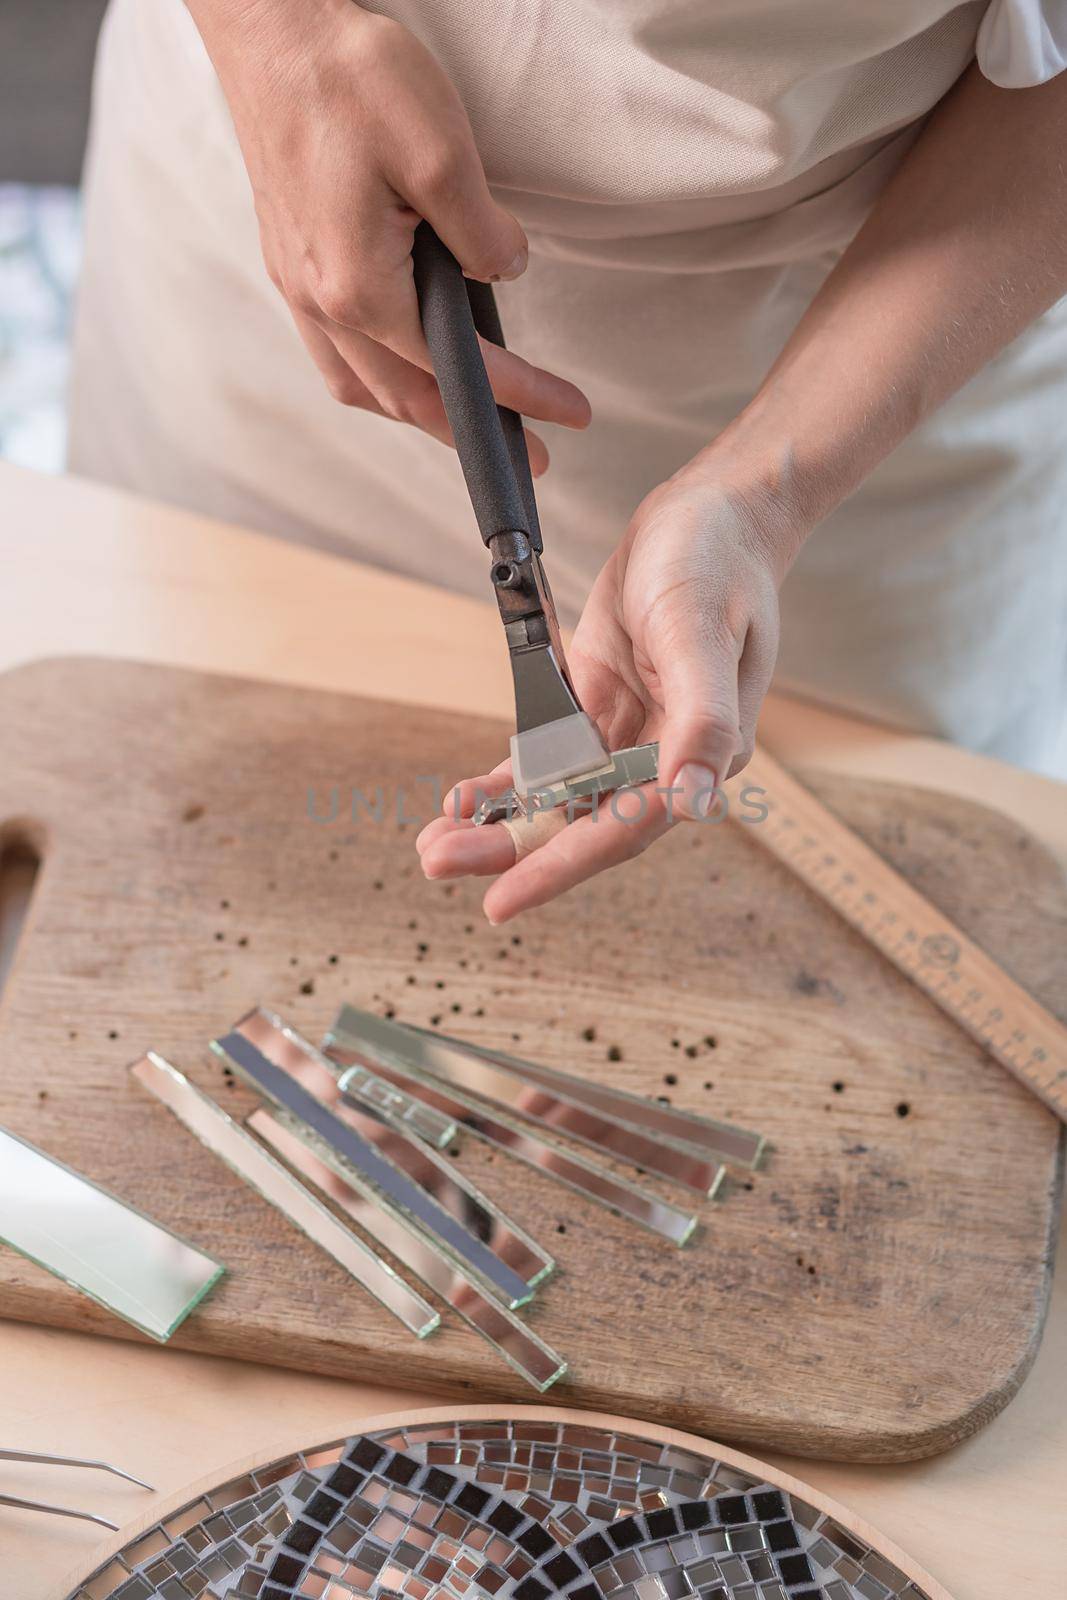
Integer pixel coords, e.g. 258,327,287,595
0,658,1062,1464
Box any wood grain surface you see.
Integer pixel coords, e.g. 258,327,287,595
0,658,1062,1464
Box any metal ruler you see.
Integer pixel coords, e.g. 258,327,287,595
742,746,1067,1123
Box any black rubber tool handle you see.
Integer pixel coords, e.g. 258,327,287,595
412,221,542,551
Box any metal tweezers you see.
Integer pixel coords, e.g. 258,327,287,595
0,1448,153,1532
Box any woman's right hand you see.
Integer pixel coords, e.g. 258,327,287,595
187,0,590,469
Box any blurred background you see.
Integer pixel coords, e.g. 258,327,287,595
0,0,108,471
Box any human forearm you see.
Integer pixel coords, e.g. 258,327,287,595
183,0,348,87
702,62,1067,547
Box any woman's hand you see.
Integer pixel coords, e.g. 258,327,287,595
416,452,806,921
419,58,1067,922
186,0,590,470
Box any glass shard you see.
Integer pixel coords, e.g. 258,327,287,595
250,1110,566,1393
0,1124,224,1341
232,1009,552,1291
237,1006,456,1149
413,1026,766,1169
212,1030,535,1309
326,1008,723,1197
131,1053,439,1339
327,1043,697,1246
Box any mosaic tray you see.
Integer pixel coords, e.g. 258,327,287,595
69,1414,941,1600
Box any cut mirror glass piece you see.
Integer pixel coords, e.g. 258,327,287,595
411,1025,766,1170
237,1006,456,1149
327,1045,697,1246
232,1010,552,1291
212,1031,535,1309
326,1008,723,1197
250,1111,567,1393
130,1053,439,1340
0,1125,224,1341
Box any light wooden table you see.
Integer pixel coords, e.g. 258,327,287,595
0,461,1062,1599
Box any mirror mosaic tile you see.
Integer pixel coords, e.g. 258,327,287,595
0,1126,224,1342
69,1418,933,1600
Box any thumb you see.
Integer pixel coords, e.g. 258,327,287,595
420,146,528,285
656,636,742,823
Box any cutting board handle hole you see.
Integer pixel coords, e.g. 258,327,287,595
0,822,43,1001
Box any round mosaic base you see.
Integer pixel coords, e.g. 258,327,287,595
70,1415,934,1600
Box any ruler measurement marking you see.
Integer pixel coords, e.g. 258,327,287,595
742,749,1067,1122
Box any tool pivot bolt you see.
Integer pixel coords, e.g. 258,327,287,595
492,560,522,589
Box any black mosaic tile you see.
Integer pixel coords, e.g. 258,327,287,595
349,1437,387,1470
267,1554,305,1584
281,1521,319,1555
607,1516,643,1550
518,1520,556,1559
718,1493,751,1524
513,1579,551,1600
753,1490,787,1521
326,1462,364,1497
455,1481,492,1517
644,1506,679,1541
383,1451,420,1486
778,1552,815,1585
542,1551,581,1586
421,1466,457,1501
489,1500,526,1535
304,1489,342,1525
577,1531,613,1568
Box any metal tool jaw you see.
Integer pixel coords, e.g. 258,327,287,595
473,740,660,827
487,527,609,793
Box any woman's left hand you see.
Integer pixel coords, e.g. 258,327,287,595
415,453,805,921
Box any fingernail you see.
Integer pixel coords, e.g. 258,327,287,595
674,763,718,821
494,248,527,283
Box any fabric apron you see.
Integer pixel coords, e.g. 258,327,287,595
69,0,1067,768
